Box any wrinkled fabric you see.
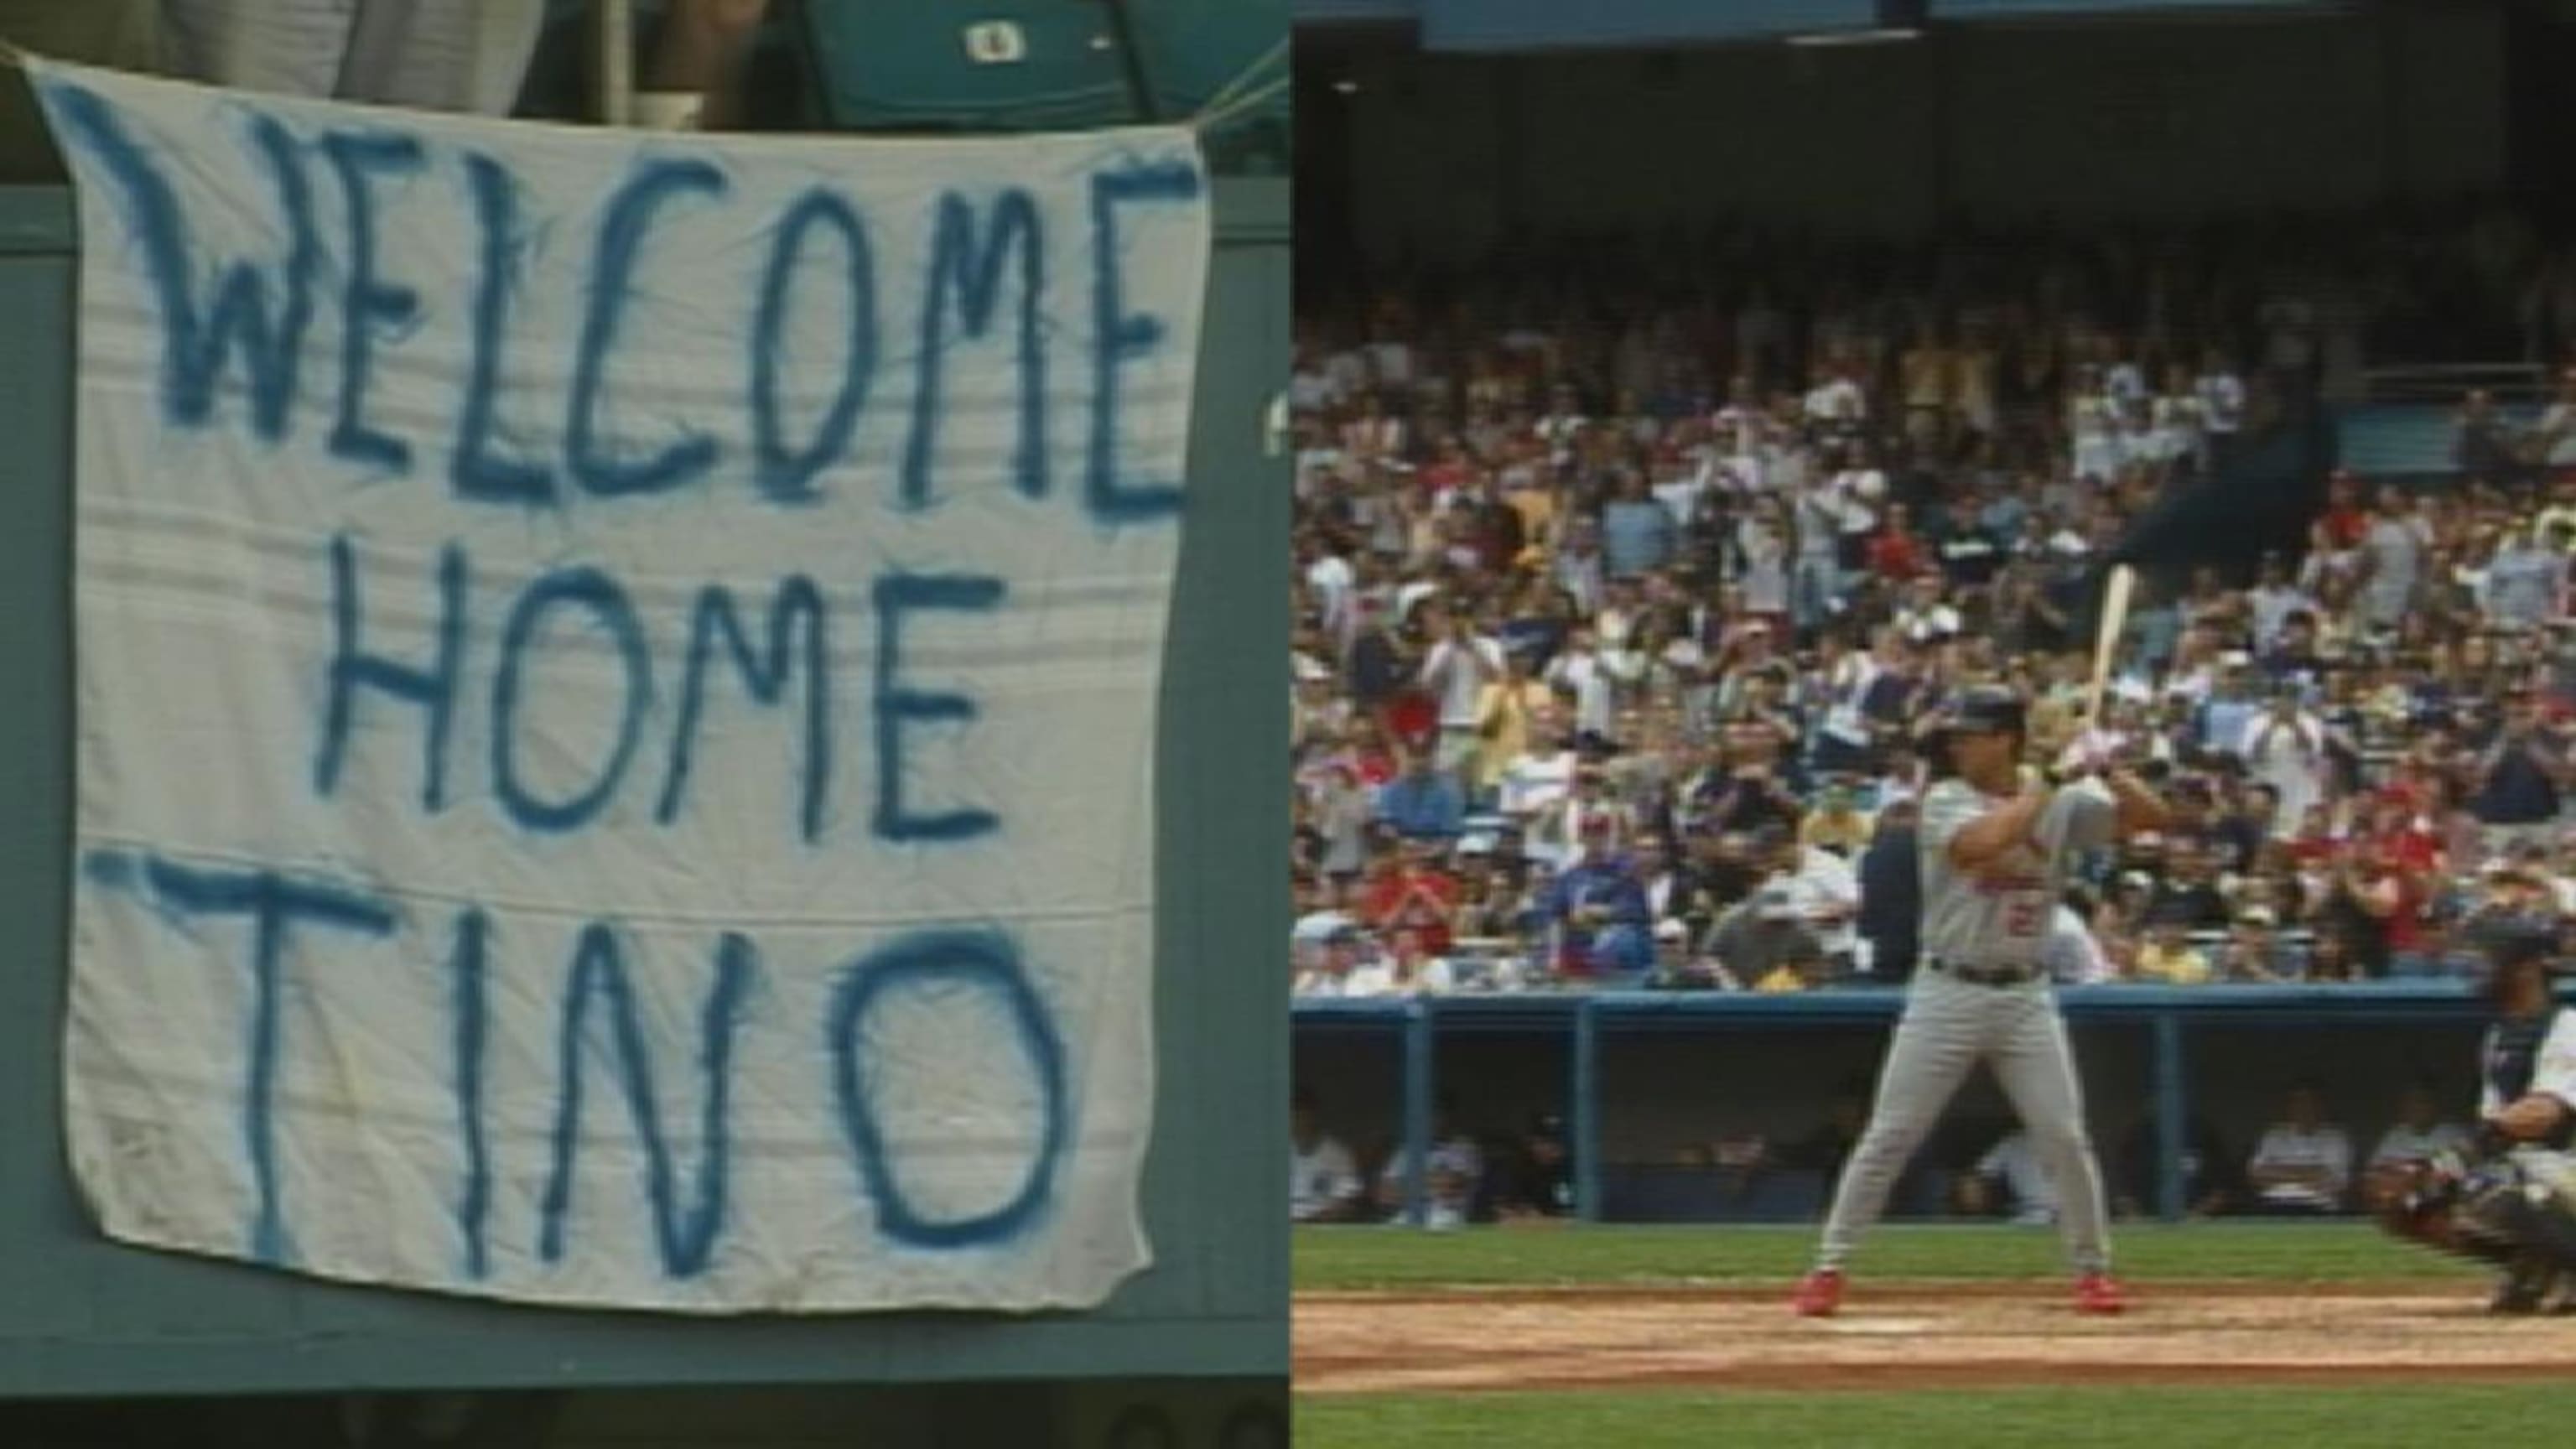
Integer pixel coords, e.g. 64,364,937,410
38,60,1206,1313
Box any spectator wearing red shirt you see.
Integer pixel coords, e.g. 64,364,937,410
1361,839,1462,955
2372,855,2432,958
1867,503,1927,582
2360,789,2447,879
1341,717,1400,789
2316,470,2371,550
1419,438,1473,499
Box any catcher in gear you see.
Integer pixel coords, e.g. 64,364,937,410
2368,914,2576,1313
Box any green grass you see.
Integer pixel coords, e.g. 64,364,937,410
1295,1222,2475,1291
1296,1385,2576,1449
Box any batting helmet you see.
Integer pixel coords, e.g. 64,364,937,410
1935,685,2028,739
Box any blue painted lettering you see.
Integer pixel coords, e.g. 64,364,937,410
85,850,397,1267
750,190,878,505
449,907,492,1279
319,130,424,473
453,153,557,504
656,579,831,842
538,925,754,1277
827,929,1065,1248
1086,162,1201,524
490,567,655,833
40,82,319,440
314,534,465,812
566,159,730,497
871,573,1005,844
900,190,1046,509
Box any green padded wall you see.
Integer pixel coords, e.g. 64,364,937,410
0,178,1287,1400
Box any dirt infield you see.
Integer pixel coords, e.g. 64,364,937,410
1295,1280,2576,1394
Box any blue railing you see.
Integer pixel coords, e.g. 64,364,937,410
1294,983,2542,1226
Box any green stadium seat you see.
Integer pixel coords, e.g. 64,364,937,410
799,0,1285,143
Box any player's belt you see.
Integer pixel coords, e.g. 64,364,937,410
1925,958,2041,987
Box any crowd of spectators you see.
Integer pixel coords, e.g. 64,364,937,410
1290,211,2576,1000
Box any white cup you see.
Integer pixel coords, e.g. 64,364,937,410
631,91,707,132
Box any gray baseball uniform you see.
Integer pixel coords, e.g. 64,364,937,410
1814,776,2117,1274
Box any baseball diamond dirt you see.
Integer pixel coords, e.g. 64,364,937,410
1295,1281,2576,1394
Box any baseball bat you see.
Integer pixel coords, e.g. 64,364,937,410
2084,563,2137,726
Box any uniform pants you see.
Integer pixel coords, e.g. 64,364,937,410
2518,1147,2576,1207
1815,970,2112,1275
164,0,546,115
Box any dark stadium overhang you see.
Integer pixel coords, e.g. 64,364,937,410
1291,0,2353,50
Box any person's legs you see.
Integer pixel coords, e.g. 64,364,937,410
162,0,353,99
1434,727,1479,778
337,0,546,115
1812,976,1985,1271
1793,557,1828,631
1989,990,2113,1277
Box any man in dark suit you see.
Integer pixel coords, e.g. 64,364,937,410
1855,799,1920,981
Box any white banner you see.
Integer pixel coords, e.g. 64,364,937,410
34,60,1206,1313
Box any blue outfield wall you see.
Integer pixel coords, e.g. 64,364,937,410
1295,984,2563,1226
0,179,1288,1399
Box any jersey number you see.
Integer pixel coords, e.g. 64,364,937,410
2005,900,2044,938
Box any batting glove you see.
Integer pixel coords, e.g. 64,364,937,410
2054,730,2119,778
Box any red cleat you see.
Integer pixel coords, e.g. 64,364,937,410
2075,1272,2127,1315
1791,1269,1845,1318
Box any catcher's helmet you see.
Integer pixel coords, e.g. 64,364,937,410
1935,684,2028,738
2465,909,2562,1003
2471,911,2558,972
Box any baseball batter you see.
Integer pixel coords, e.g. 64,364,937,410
1793,687,2168,1317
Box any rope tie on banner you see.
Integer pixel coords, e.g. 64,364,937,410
1187,37,1288,136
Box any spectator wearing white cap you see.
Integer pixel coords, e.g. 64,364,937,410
2217,908,2295,983
2359,485,2434,631
1291,1090,1366,1223
2367,1083,2470,1171
2477,522,2566,630
2246,554,2318,653
1420,602,1506,776
2240,686,2333,844
2246,1083,2354,1215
